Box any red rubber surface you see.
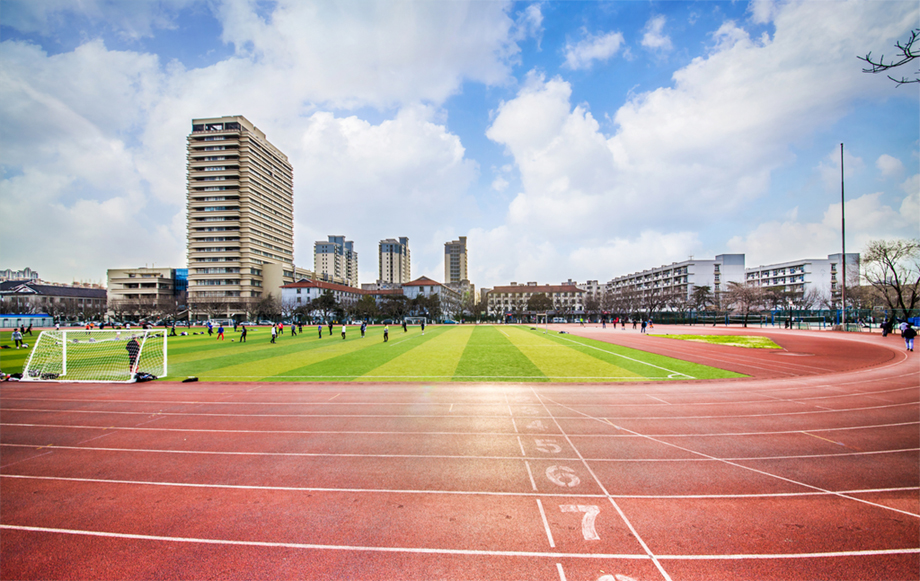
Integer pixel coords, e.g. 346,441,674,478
2,325,918,580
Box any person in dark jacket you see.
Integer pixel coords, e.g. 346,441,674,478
126,337,141,373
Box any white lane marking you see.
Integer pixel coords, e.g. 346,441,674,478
3,421,917,438
647,395,670,404
536,499,555,548
2,525,918,561
4,374,914,405
542,397,920,520
516,435,526,457
525,461,538,491
535,439,562,454
532,388,674,581
7,400,915,420
553,334,694,378
511,417,519,434
3,474,916,502
328,394,340,401
556,563,567,581
449,403,453,413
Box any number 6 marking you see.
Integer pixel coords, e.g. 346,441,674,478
545,465,580,487
535,438,561,453
560,504,600,540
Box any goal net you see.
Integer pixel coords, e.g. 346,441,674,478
23,329,167,383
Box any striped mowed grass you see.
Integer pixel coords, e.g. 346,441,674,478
166,325,744,382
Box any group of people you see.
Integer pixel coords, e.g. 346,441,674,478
881,318,917,352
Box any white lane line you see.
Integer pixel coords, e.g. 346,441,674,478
8,400,914,420
647,395,670,404
3,525,916,560
542,397,920,520
3,475,916,501
553,334,693,379
517,435,526,457
525,461,538,491
536,499,555,548
532,389,674,581
328,394,340,401
556,563,567,581
5,443,915,463
449,403,453,413
4,381,913,407
511,417,519,434
4,420,917,438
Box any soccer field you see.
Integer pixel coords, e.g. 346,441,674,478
160,324,744,382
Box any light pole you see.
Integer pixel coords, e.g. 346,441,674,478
840,143,847,326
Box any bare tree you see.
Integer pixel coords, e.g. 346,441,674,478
862,239,920,317
859,28,919,85
723,281,764,327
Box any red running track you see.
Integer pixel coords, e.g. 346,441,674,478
1,325,918,581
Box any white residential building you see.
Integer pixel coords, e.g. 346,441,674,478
745,253,859,303
605,254,746,303
379,237,410,285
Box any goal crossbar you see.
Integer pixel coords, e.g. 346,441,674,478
23,329,167,383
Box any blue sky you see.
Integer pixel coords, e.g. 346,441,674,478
1,0,917,289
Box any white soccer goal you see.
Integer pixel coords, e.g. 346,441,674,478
23,329,167,383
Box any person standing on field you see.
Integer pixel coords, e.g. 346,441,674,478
341,324,347,340
360,321,366,338
126,336,140,373
240,324,247,343
903,323,916,352
217,324,225,341
271,324,277,344
318,324,323,339
12,329,23,349
383,325,389,342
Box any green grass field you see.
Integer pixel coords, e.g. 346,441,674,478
1,325,746,382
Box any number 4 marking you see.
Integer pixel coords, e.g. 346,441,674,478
535,438,561,453
560,505,600,540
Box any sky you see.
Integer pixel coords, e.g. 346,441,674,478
1,0,918,290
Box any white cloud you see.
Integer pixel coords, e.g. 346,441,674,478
877,154,905,177
0,0,192,39
748,0,778,25
563,29,626,70
818,146,864,191
641,15,673,53
212,0,526,109
728,191,918,266
492,176,510,192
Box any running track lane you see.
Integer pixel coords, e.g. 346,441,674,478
1,326,918,580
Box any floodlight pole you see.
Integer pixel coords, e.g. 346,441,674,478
840,143,847,326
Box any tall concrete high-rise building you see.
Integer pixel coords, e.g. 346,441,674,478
378,237,410,285
444,236,468,284
314,235,359,288
186,115,294,317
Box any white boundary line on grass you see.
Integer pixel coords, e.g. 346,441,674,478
551,333,695,379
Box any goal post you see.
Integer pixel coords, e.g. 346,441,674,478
23,329,167,383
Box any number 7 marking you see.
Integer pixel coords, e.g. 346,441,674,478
560,505,600,540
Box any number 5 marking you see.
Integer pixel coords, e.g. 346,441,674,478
535,439,562,453
560,504,600,540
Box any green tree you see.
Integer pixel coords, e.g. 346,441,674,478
310,291,338,323
527,292,554,314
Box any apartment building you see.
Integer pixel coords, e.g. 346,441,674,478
402,276,461,320
605,254,746,304
745,253,859,303
314,235,359,287
486,282,584,318
379,237,410,285
444,236,468,284
186,116,295,316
